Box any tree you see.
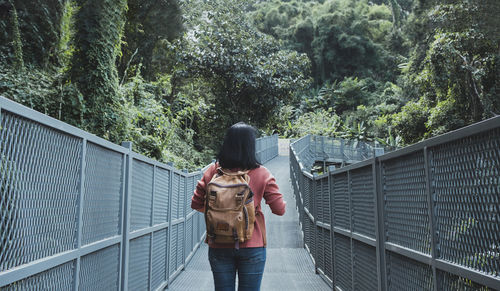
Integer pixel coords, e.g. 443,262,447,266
119,0,183,81
394,0,500,141
169,0,311,147
69,0,127,137
0,0,66,67
250,0,398,86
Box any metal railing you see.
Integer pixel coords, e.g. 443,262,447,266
291,135,384,172
0,96,279,290
0,96,207,290
290,118,500,291
255,134,278,164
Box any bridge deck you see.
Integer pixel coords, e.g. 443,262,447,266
167,155,330,290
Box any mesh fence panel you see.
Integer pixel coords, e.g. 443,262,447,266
186,176,195,212
186,216,193,258
128,234,151,290
352,240,377,291
79,244,120,291
171,173,180,220
303,175,310,210
437,269,493,291
169,223,178,276
308,178,315,218
383,152,431,254
333,172,349,229
1,261,75,290
177,223,184,270
198,212,205,241
334,234,352,291
314,179,323,222
131,160,153,231
432,128,500,276
192,214,198,247
297,172,304,221
351,166,375,238
151,229,167,290
0,112,81,271
323,138,343,158
154,168,170,225
386,251,433,291
316,226,325,274
323,229,333,282
319,176,330,225
304,215,313,253
82,142,123,245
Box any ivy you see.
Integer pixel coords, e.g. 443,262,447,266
69,0,127,137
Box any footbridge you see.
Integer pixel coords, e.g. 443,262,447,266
0,96,499,290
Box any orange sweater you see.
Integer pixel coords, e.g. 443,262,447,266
191,163,286,248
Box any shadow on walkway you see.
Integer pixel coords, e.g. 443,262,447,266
167,155,330,290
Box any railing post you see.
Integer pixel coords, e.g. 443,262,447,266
373,152,386,291
348,170,355,291
312,172,318,274
182,169,188,270
149,165,156,290
340,139,345,164
424,147,438,290
166,162,174,286
73,138,86,291
328,166,336,290
120,141,133,291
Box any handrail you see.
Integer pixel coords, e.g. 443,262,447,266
290,115,500,290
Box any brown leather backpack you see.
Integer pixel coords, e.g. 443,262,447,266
205,168,255,244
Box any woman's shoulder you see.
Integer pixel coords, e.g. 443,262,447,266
249,165,272,178
203,162,218,178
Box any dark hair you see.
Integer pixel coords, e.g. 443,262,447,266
217,122,260,170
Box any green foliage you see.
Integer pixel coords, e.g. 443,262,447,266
119,0,183,81
265,104,297,137
0,64,55,112
8,1,23,70
57,0,76,68
391,98,429,144
169,0,311,146
394,0,500,142
0,63,86,127
2,0,498,169
287,108,344,138
69,0,127,137
115,74,212,170
250,0,402,86
0,0,66,67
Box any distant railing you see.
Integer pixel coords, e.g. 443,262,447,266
291,135,384,172
255,134,278,164
290,117,500,290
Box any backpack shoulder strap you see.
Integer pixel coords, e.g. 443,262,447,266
218,168,249,176
217,168,250,183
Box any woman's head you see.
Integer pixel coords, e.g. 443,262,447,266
217,122,260,170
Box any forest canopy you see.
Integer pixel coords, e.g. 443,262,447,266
0,0,499,169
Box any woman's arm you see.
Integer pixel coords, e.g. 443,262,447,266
191,164,216,211
263,174,286,216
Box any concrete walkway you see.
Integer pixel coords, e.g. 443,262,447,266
167,155,330,290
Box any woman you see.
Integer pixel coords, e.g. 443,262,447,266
191,122,286,291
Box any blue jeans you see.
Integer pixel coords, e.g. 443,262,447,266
208,247,266,291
